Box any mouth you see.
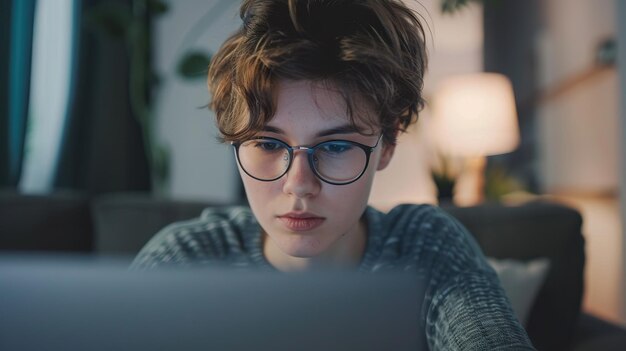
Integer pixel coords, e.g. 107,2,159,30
276,212,326,232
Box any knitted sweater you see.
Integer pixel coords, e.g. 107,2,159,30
132,204,536,350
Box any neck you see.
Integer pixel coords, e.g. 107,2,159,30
263,218,367,272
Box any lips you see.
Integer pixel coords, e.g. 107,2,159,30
277,212,325,232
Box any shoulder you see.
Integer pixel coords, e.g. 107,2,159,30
364,204,486,272
151,206,256,246
368,203,478,252
368,205,533,348
130,206,258,270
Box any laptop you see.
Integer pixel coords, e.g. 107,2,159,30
0,255,426,351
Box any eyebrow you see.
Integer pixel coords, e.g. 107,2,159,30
262,124,360,137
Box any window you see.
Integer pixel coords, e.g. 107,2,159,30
19,0,76,192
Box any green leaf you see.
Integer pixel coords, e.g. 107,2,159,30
596,37,617,66
148,0,169,15
441,0,471,14
484,165,525,201
440,0,494,15
84,3,132,38
152,144,170,187
177,51,212,80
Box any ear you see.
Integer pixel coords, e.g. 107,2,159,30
376,142,396,171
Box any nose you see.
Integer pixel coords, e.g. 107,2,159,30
282,150,321,198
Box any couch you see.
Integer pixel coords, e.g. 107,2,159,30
1,190,625,350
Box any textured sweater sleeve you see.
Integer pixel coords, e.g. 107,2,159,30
384,205,536,350
130,207,254,270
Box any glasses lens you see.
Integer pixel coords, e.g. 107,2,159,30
238,139,290,180
313,141,367,183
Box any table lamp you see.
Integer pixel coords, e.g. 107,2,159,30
431,72,520,206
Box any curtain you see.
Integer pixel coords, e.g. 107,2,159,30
0,0,37,188
1,0,151,194
53,0,151,194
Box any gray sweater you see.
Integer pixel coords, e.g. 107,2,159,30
132,204,536,350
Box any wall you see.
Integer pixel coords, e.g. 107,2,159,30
536,0,624,324
537,0,619,193
153,0,240,202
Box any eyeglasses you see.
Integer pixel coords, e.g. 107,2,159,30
232,135,383,185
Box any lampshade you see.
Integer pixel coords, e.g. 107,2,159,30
432,73,520,156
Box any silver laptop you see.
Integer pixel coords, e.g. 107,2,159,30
0,255,426,351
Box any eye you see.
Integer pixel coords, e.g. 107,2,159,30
252,140,283,151
319,142,353,154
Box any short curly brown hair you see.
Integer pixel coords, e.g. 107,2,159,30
208,0,427,145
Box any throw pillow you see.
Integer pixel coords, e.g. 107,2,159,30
487,257,550,326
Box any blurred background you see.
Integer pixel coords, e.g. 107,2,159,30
1,0,625,337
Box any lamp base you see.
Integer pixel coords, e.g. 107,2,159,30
453,156,486,207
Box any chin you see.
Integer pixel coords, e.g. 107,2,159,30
281,245,325,258
278,237,328,258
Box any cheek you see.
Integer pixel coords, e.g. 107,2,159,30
240,172,285,217
351,164,378,203
239,167,262,200
328,171,375,208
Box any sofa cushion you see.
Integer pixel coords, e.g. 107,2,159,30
487,257,550,326
0,190,93,252
443,201,585,351
573,313,626,351
92,193,225,256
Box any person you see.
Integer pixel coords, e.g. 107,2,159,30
132,0,535,349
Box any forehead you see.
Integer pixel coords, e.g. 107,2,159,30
268,80,376,132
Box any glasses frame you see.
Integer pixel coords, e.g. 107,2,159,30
232,134,383,185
